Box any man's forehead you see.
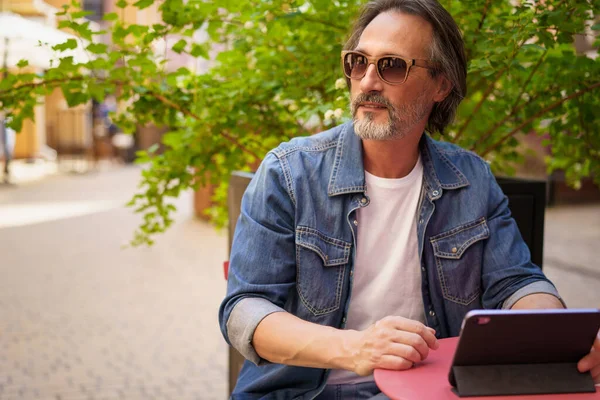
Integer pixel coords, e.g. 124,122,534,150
356,11,433,58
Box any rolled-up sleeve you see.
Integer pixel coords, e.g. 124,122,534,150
226,297,285,364
480,163,563,309
218,153,297,365
501,281,566,309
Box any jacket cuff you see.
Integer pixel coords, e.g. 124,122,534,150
501,281,567,309
226,297,285,365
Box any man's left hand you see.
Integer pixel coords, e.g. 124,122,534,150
578,330,600,384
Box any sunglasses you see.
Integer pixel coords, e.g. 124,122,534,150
341,50,437,85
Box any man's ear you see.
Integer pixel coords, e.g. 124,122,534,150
433,74,453,103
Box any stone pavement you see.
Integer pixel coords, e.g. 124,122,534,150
0,165,598,399
0,166,229,399
542,203,600,308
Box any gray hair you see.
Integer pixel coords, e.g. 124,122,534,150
344,0,467,134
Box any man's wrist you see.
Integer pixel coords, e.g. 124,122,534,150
328,328,362,373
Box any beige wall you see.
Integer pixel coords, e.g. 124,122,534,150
41,0,67,10
45,89,92,153
102,0,161,26
13,102,45,158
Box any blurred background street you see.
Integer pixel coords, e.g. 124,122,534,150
0,163,598,399
0,165,228,399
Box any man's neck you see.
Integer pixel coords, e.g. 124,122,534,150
362,131,423,179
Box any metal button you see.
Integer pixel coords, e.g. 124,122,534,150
350,270,354,276
429,310,436,317
421,267,426,272
360,197,367,205
353,220,358,226
342,317,347,323
432,190,440,196
451,247,458,254
419,219,424,224
325,255,329,261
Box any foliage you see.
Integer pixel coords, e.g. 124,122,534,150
0,0,599,245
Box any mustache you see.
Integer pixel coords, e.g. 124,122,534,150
351,93,394,115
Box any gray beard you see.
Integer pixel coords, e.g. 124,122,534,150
351,93,430,141
353,111,399,140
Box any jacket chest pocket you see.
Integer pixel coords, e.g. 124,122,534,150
430,217,489,306
296,227,351,316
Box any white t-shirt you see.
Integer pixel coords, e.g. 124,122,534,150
327,157,425,385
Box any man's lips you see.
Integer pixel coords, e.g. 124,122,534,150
359,102,387,110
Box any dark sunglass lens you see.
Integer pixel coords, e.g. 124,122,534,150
345,53,368,79
379,57,407,83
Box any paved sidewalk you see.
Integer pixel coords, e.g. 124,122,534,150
0,166,229,399
0,166,598,399
542,203,600,308
1,159,58,185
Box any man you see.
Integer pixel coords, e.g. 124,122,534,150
219,0,600,398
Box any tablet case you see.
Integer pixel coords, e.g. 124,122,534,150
449,309,600,397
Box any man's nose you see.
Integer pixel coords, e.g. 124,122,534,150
359,63,384,93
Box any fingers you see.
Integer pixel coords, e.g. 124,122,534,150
593,333,600,352
385,342,424,364
591,364,600,384
385,316,439,350
390,331,431,361
578,349,600,374
357,316,439,375
377,354,414,371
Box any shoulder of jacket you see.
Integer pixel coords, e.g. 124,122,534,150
269,124,345,159
428,136,489,169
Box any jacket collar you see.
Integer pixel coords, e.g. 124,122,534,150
327,122,469,197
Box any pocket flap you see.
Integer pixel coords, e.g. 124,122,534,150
430,217,490,259
296,227,351,266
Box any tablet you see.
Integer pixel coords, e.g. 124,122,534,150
448,308,600,397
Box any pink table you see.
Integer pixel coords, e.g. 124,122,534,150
374,337,600,400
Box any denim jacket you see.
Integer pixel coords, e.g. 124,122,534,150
218,122,561,399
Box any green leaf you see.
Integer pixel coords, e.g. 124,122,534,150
103,12,119,21
57,20,72,30
116,0,128,8
71,10,94,18
133,0,154,10
86,43,108,54
591,23,600,31
16,59,29,68
128,24,148,38
88,85,106,102
63,90,89,107
171,39,187,54
190,43,209,59
112,25,128,41
53,38,78,51
521,43,546,53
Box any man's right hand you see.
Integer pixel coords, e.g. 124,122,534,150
350,316,439,376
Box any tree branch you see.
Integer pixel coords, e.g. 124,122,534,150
144,90,266,160
0,75,267,160
204,18,243,27
454,66,506,142
480,82,600,157
295,14,347,32
0,76,86,94
474,0,492,38
472,52,546,150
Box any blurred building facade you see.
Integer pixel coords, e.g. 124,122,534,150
1,0,171,165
